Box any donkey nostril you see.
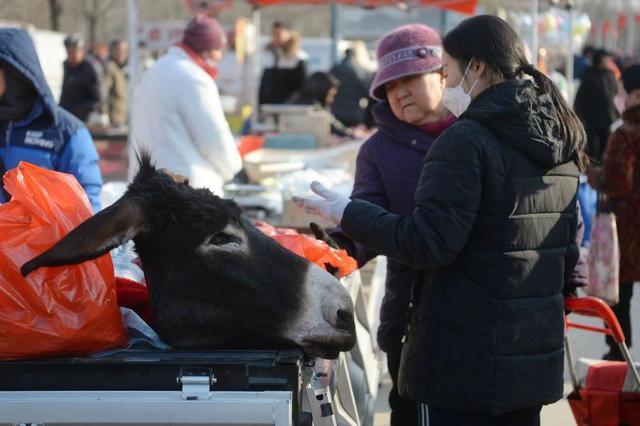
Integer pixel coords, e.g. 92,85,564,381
336,308,354,330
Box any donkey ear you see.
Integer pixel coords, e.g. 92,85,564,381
21,199,146,276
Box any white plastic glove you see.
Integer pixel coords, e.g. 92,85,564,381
291,181,350,225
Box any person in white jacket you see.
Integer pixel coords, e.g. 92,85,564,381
129,13,242,195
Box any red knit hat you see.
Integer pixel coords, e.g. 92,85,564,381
182,13,227,52
370,24,442,101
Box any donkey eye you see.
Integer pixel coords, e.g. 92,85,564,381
207,232,241,246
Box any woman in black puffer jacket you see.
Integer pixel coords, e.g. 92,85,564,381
294,15,588,426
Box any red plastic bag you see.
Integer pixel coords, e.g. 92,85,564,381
238,135,264,157
0,162,127,359
256,221,357,277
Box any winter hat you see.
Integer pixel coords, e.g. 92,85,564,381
182,13,227,52
370,24,442,101
64,33,85,48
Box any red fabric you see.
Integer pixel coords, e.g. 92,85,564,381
568,391,589,425
176,42,219,80
115,277,155,327
570,389,640,426
585,361,628,391
419,114,457,136
584,388,621,426
568,362,640,426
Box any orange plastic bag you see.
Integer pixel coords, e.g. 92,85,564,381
256,221,357,277
0,162,127,359
238,135,264,157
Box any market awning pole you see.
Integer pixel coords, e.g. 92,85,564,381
627,13,635,57
127,0,139,162
531,0,539,66
566,4,575,100
440,8,448,35
610,13,616,51
331,4,340,66
250,6,261,131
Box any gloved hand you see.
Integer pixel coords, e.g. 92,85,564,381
291,181,350,226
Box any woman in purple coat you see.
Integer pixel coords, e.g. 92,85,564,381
327,24,455,425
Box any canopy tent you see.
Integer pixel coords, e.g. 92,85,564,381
247,0,479,15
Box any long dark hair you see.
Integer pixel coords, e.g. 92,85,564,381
443,15,588,170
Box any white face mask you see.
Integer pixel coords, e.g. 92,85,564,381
442,60,479,117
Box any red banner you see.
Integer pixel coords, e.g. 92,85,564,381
182,0,233,16
248,0,478,15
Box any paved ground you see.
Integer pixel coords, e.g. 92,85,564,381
373,284,640,425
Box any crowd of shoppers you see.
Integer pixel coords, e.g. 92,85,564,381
59,34,129,129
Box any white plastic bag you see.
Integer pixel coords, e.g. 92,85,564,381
586,212,620,305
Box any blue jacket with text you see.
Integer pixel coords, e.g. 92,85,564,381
0,28,102,211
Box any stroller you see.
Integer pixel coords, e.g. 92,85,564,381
565,297,640,426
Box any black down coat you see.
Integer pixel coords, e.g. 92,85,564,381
340,79,580,414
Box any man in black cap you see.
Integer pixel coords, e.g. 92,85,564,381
59,33,104,123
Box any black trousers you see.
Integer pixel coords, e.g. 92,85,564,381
606,282,635,353
585,128,611,163
420,405,542,426
386,343,418,425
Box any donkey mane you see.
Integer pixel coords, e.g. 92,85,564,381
127,150,242,236
132,149,159,185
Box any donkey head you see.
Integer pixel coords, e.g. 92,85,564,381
21,153,356,359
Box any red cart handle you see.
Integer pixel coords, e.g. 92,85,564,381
565,296,625,343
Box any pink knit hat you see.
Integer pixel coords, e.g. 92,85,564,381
183,13,227,52
370,24,443,101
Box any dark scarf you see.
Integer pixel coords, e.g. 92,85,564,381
0,62,38,122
